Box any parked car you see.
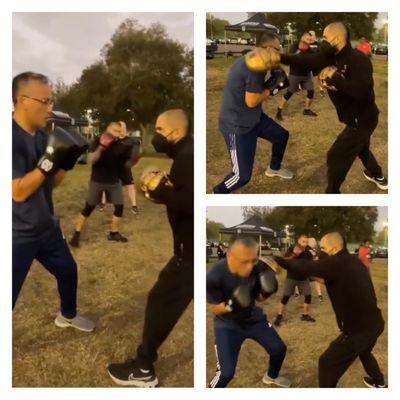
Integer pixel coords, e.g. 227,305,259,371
238,38,248,45
374,247,388,258
374,44,388,55
206,38,218,59
229,38,239,44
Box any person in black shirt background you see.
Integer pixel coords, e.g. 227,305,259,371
276,31,318,121
274,234,316,326
280,22,388,193
108,109,194,387
275,232,386,388
70,121,131,247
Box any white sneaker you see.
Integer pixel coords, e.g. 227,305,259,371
55,312,95,332
265,166,294,179
262,373,291,388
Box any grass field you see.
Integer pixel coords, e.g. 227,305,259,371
206,56,388,193
206,258,388,388
12,157,193,387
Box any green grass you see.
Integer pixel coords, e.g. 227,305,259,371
206,56,388,193
12,157,193,387
206,258,388,387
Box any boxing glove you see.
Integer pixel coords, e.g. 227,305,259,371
258,266,278,299
264,68,289,96
99,132,115,149
37,127,88,176
225,284,252,312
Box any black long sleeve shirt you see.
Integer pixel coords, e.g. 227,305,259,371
281,44,379,128
276,249,384,334
155,135,194,259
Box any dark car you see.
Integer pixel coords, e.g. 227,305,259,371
374,44,388,55
374,247,388,258
206,38,218,59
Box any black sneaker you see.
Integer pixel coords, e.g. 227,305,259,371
318,295,323,302
303,109,318,117
301,314,316,322
69,232,80,248
363,376,387,388
363,170,388,190
108,232,128,242
107,358,158,387
131,206,139,215
276,109,283,121
274,314,283,327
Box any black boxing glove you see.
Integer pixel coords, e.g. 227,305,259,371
225,284,251,312
258,265,278,299
37,127,87,176
58,128,89,171
264,68,289,96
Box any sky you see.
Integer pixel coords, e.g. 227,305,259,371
207,207,388,232
211,12,388,29
13,12,193,85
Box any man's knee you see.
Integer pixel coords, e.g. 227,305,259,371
270,341,287,358
81,202,95,217
113,204,124,217
281,295,290,305
304,294,312,304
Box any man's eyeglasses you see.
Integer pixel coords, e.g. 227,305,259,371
20,95,54,106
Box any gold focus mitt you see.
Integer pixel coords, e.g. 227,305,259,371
318,66,338,91
139,167,173,202
245,46,280,72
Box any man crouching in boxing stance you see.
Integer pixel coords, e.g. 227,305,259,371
275,232,386,388
70,121,130,247
12,71,94,331
213,32,293,194
280,22,387,193
207,236,291,388
107,109,193,387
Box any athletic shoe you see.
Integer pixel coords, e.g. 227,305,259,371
108,232,128,242
265,166,294,180
98,203,106,211
274,314,283,327
262,373,291,388
301,314,316,322
131,206,139,215
318,295,323,302
54,312,95,332
107,358,158,387
69,232,80,248
363,170,388,190
303,109,318,117
363,376,387,388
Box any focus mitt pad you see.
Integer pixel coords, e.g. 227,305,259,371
140,167,172,202
318,66,338,91
245,46,280,72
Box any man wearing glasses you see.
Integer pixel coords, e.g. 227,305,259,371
207,236,290,388
12,71,95,332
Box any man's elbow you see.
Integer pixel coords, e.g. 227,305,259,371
245,98,259,108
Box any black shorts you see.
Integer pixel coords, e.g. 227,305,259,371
119,167,134,186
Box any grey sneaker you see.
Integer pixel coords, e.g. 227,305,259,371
55,312,95,332
263,373,291,388
265,166,294,180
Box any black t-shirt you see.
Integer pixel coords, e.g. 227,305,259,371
207,258,270,327
12,119,56,242
285,245,313,280
288,41,313,77
89,137,128,184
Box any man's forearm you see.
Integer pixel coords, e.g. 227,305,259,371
53,170,67,187
209,302,229,316
12,169,45,202
89,147,104,164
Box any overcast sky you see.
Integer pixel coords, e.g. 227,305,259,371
211,12,388,28
13,12,193,84
207,207,388,231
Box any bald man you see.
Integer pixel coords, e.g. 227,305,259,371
70,121,130,247
108,109,193,387
275,232,386,388
280,22,387,193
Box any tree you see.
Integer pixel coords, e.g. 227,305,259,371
206,219,225,240
206,14,251,40
266,12,378,39
243,207,378,242
374,23,388,43
54,18,193,135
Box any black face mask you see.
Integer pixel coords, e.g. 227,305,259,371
151,132,172,153
320,40,336,56
319,250,330,259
